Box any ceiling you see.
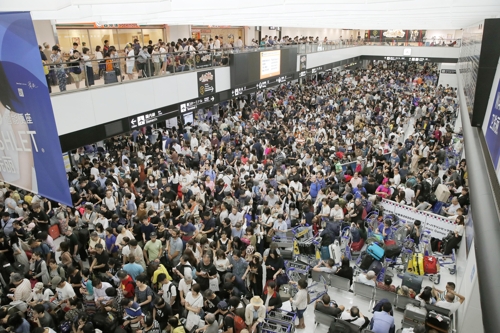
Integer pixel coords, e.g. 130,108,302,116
6,0,500,29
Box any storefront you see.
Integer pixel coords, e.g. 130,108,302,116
191,26,245,45
56,23,166,56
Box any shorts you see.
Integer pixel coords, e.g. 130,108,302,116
296,308,306,319
126,65,133,74
70,72,82,82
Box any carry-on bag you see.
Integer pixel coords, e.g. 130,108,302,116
402,272,423,294
407,253,424,276
104,70,118,84
367,243,385,260
423,256,439,274
402,303,427,328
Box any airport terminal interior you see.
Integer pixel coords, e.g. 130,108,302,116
0,1,500,333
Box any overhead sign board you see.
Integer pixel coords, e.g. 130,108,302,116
180,94,220,113
231,74,295,97
129,107,178,129
197,70,216,97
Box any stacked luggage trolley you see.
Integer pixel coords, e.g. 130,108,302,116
261,309,297,333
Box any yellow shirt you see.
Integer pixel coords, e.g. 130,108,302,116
152,264,172,286
23,195,33,205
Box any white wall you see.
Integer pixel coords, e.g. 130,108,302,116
437,63,458,88
244,26,257,46
260,27,278,38
167,25,191,42
51,66,229,135
456,241,484,333
33,20,57,47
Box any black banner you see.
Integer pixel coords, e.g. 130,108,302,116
180,94,220,114
129,107,179,130
197,69,216,97
299,55,307,71
195,52,213,69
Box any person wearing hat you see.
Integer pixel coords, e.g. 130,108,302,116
52,277,76,305
144,232,163,263
244,296,266,332
9,273,31,302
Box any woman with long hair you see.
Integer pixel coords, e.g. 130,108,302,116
444,215,465,255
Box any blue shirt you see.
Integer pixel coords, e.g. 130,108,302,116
123,262,145,280
371,311,394,333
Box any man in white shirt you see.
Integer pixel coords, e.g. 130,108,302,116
357,270,376,287
235,36,244,48
339,306,367,327
92,278,113,304
53,277,76,302
435,290,465,314
179,169,193,188
228,206,243,227
213,36,221,49
441,197,461,217
404,184,415,204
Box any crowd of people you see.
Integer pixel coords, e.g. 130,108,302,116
0,60,467,333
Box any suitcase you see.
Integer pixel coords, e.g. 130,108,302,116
368,260,383,276
320,246,330,260
424,256,439,274
434,184,451,203
281,249,293,260
360,254,375,270
403,304,427,328
407,253,424,276
367,243,385,260
351,238,365,251
426,310,451,331
402,273,423,294
385,244,403,259
104,70,118,84
329,240,342,265
384,240,396,247
49,224,60,240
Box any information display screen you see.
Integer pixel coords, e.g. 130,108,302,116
260,50,281,79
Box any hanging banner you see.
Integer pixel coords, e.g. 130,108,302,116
484,79,500,181
0,12,72,206
299,55,307,71
197,69,216,97
380,199,455,240
420,211,455,240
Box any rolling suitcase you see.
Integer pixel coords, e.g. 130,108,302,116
350,238,365,251
360,254,375,270
402,304,427,328
424,256,439,274
385,244,403,259
367,243,385,260
280,249,293,260
407,253,424,276
104,70,118,84
368,260,383,276
402,272,423,294
320,246,330,260
426,310,451,331
49,224,60,240
329,240,342,265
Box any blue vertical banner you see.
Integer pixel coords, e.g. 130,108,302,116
0,12,72,206
485,79,500,182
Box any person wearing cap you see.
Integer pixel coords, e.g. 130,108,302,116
357,270,377,287
52,276,76,304
28,282,54,308
144,232,162,263
244,296,266,331
8,273,31,302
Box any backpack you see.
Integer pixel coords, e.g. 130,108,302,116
59,321,72,333
421,181,431,198
226,311,247,333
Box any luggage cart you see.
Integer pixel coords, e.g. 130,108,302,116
436,248,456,275
340,227,353,260
273,236,295,249
260,318,293,333
267,309,297,333
287,275,329,304
285,261,310,282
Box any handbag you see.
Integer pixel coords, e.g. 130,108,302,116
186,310,201,330
209,277,219,292
275,273,289,286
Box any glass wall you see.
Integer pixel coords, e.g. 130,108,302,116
56,27,165,56
88,29,119,53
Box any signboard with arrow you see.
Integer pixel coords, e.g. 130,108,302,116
197,69,216,98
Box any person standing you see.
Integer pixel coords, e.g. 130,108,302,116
290,278,308,329
82,47,94,86
50,45,66,92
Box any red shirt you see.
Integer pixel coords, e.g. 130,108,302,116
121,275,135,298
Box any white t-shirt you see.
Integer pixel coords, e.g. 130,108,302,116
185,292,203,310
161,282,177,305
56,282,76,300
357,274,376,287
435,300,461,313
178,279,193,297
340,311,366,326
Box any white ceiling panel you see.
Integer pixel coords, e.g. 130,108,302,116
11,0,500,29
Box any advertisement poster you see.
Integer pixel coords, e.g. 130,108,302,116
195,53,213,69
484,79,500,181
299,55,307,71
0,12,72,206
197,70,215,97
